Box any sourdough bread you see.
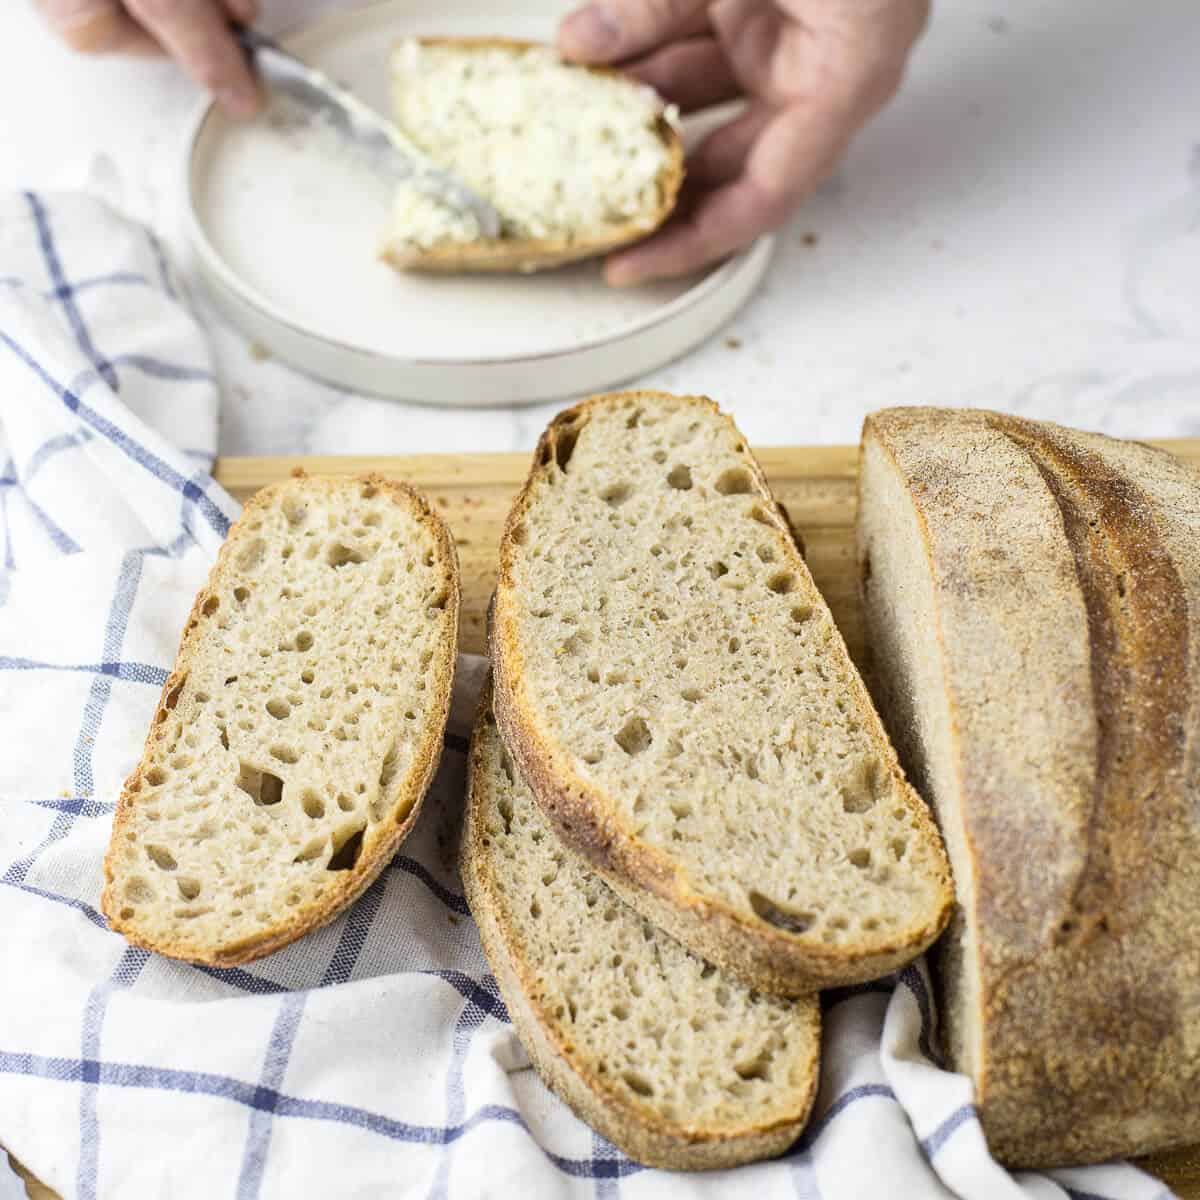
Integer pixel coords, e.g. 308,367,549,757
858,407,1200,1165
381,39,683,273
463,686,821,1169
102,474,459,966
491,391,953,995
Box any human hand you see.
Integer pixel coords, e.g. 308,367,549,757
558,0,928,284
35,0,263,116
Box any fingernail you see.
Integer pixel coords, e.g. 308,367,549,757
559,3,620,59
217,84,261,118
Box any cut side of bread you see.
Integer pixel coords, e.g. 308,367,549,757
463,687,821,1170
858,407,1200,1166
491,391,953,995
102,474,459,966
380,39,683,274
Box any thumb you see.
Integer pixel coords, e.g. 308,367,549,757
558,0,711,64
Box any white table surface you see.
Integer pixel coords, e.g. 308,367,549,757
1,0,1198,458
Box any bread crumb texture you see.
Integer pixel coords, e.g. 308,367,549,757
501,393,948,958
467,700,819,1160
387,41,677,250
103,476,457,962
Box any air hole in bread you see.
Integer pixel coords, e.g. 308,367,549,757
748,505,775,528
615,716,652,756
890,837,908,861
270,744,299,765
748,890,813,935
623,1071,654,1097
145,767,168,787
377,740,401,808
218,724,230,751
680,688,703,703
497,796,514,835
599,482,632,507
237,763,283,806
709,561,729,579
625,408,642,429
360,482,377,500
766,571,796,595
841,759,885,814
282,496,307,525
612,1002,629,1021
146,844,176,871
669,800,692,821
849,848,871,869
554,423,581,472
530,897,542,919
791,605,813,625
327,826,365,871
300,791,325,820
300,670,315,685
266,699,290,720
177,877,201,901
428,588,450,613
651,449,667,464
295,631,314,652
715,468,753,496
164,675,187,711
510,522,528,547
734,1048,774,1082
327,542,368,569
757,545,776,563
666,464,693,490
605,670,627,686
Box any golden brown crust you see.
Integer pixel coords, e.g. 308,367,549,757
491,391,953,996
461,683,821,1169
380,39,685,275
100,473,460,967
862,407,1200,1166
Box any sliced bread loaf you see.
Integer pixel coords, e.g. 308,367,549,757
381,39,683,273
102,474,459,966
858,408,1200,1165
491,391,953,995
463,687,821,1169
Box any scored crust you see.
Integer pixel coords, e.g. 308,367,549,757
462,683,821,1170
101,473,460,967
490,390,953,996
380,38,685,275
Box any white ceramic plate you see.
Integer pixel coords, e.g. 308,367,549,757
180,0,773,407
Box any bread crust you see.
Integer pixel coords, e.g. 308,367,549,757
860,407,1200,1166
462,684,821,1170
491,390,953,996
100,473,460,967
380,38,685,275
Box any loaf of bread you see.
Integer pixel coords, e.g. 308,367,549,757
102,474,459,966
857,407,1200,1166
463,686,821,1169
491,390,953,995
381,39,683,273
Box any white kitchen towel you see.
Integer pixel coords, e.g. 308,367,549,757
0,191,1175,1200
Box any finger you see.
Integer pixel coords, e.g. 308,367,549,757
623,37,740,113
37,0,160,54
606,105,846,284
558,0,711,65
685,103,771,186
221,0,259,24
126,0,262,115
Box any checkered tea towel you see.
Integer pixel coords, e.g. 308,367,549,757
0,192,1175,1200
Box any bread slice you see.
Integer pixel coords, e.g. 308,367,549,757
858,407,1200,1166
380,39,683,274
101,474,459,966
491,391,953,995
463,685,821,1169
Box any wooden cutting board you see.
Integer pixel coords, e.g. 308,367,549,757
11,440,1200,1199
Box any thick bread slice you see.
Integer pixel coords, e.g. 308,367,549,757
858,407,1200,1166
381,39,683,274
463,686,821,1170
102,474,459,966
491,391,953,995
